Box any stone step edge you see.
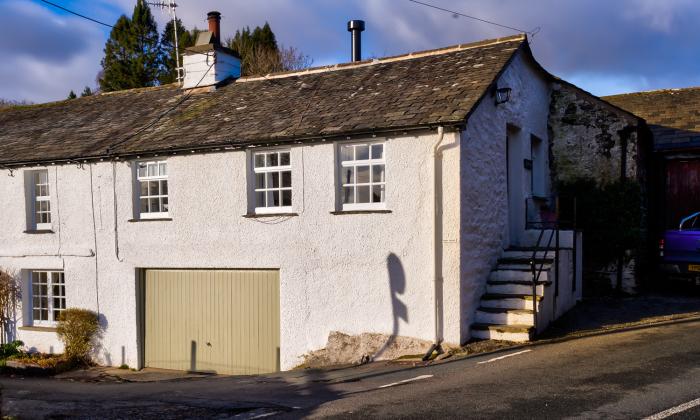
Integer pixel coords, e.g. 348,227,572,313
487,279,552,286
476,307,534,315
471,323,534,333
481,293,544,301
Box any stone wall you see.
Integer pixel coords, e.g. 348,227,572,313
548,83,642,185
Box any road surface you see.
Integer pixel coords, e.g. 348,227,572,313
2,319,700,418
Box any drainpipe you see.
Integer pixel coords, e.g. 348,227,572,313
423,126,446,360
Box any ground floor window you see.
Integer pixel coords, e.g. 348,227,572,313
31,271,65,325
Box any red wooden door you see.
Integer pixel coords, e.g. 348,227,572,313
666,159,700,228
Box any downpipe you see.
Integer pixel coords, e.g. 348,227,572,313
423,126,446,361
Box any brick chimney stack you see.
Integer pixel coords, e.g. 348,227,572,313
207,11,221,45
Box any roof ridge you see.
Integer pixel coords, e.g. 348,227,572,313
237,34,527,83
603,85,700,98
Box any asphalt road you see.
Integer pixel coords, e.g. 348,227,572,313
3,319,700,419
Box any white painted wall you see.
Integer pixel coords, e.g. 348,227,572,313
0,48,555,369
459,51,553,342
0,131,464,370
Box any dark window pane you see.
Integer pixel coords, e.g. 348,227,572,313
343,186,354,204
161,197,169,212
140,181,148,196
140,198,149,213
40,285,47,295
357,186,370,203
256,191,265,207
268,190,280,207
149,180,160,196
270,172,280,188
41,310,48,320
33,309,41,320
255,154,265,168
280,152,290,166
255,173,265,189
340,145,353,162
281,171,291,188
150,198,160,213
267,153,278,167
161,180,168,195
343,167,354,185
372,185,385,203
282,190,292,206
371,144,384,159
356,145,369,160
372,165,385,183
357,166,370,184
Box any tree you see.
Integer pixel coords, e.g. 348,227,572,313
100,1,161,92
160,19,200,85
81,86,93,97
226,23,311,76
67,90,77,100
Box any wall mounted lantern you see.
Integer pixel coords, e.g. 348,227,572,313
495,87,512,105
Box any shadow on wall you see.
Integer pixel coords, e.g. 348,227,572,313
373,253,408,360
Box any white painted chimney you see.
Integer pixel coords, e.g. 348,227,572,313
182,11,241,90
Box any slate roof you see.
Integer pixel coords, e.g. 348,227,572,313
604,87,700,151
0,35,526,166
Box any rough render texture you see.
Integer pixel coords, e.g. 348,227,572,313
0,49,555,370
548,84,641,185
1,131,464,370
459,51,553,342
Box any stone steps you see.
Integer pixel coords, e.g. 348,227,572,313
471,323,534,342
471,246,554,343
475,307,534,326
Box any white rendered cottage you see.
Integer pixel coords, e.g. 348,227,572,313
0,28,586,374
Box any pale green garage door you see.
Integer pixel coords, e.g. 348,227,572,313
144,269,280,375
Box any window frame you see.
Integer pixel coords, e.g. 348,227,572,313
251,149,293,214
136,160,169,220
30,270,66,327
31,170,52,230
337,141,387,211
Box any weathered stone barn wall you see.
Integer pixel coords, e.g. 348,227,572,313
548,82,643,185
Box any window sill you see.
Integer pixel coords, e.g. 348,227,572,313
243,213,299,218
128,218,173,222
19,326,57,333
330,210,392,215
23,229,54,234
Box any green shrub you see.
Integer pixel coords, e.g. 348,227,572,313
0,340,23,359
56,308,100,364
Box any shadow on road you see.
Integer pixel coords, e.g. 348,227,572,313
541,293,700,339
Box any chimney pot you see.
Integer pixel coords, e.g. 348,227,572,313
347,20,365,62
207,11,222,45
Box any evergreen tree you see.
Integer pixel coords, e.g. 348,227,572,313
160,19,200,85
67,90,77,100
226,22,281,76
99,1,161,92
81,86,93,97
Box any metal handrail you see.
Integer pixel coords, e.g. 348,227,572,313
529,225,558,333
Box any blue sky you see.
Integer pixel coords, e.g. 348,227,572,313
2,0,700,103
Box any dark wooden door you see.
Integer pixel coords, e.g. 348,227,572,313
666,159,700,228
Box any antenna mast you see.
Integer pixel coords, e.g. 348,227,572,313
147,1,182,84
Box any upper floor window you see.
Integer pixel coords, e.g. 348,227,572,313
339,142,386,210
30,270,65,326
137,161,168,219
29,170,52,230
253,150,292,213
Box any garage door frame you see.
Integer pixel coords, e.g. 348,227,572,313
135,268,280,373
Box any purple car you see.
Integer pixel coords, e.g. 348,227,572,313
660,211,700,286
